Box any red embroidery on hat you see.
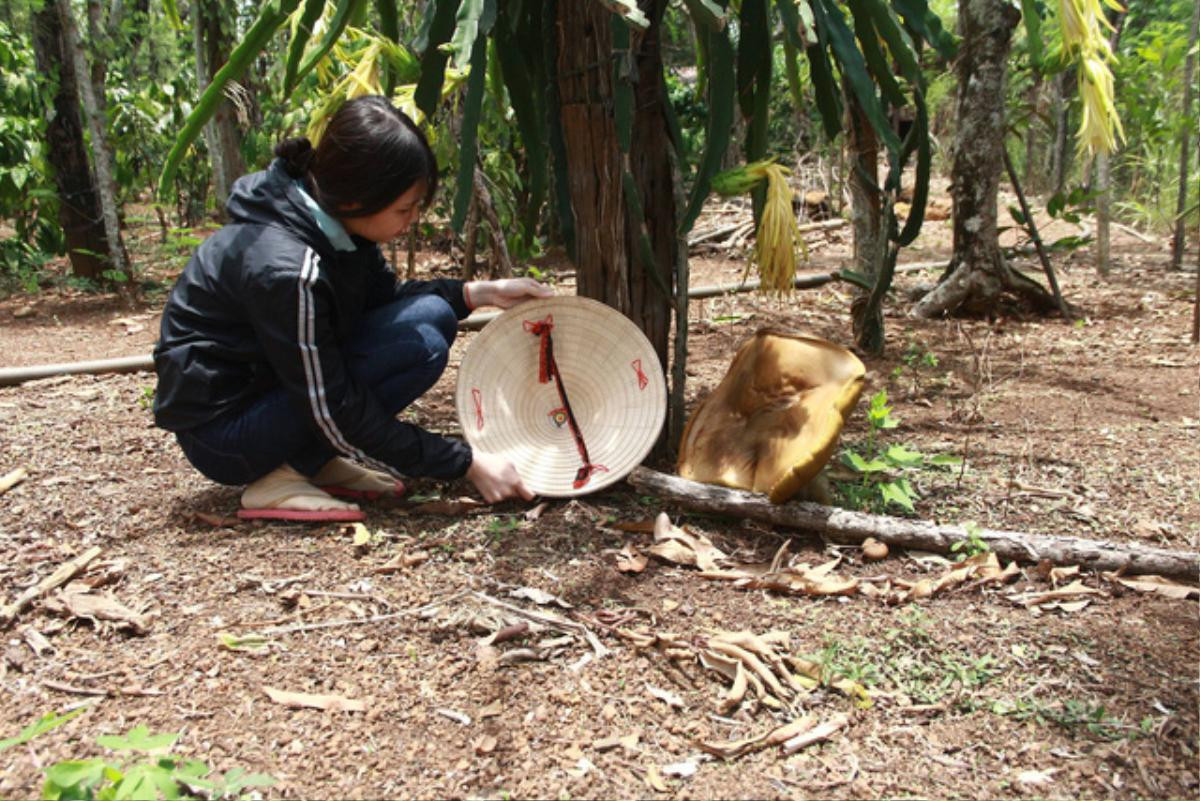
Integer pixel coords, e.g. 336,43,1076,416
631,359,649,390
523,315,554,383
471,388,484,431
573,463,609,489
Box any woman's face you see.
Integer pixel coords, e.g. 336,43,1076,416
339,180,426,244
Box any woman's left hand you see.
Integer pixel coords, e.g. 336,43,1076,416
465,277,554,310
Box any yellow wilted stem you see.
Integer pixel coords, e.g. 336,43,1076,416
1058,0,1125,155
712,160,807,294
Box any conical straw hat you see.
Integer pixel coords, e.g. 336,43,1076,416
455,296,666,497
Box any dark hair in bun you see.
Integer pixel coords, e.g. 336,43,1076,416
274,96,438,218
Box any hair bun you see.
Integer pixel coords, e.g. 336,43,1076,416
274,137,316,178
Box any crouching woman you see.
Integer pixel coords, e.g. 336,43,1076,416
153,95,548,521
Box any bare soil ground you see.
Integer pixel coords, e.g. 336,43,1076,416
0,211,1197,800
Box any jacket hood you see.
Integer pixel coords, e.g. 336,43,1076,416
225,159,325,246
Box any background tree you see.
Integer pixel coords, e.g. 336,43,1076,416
31,0,109,280
55,0,129,280
192,0,245,213
1170,0,1198,270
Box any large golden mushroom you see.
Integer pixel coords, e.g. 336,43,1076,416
677,330,866,503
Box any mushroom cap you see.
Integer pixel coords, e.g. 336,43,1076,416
677,329,865,503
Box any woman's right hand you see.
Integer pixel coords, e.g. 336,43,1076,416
466,450,534,503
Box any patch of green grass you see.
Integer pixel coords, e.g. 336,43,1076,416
991,697,1140,741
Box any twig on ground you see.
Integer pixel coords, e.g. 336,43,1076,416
1,546,102,627
257,591,469,636
0,467,28,496
471,591,610,658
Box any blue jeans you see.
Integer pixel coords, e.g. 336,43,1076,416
176,294,457,485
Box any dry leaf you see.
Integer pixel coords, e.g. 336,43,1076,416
349,523,371,549
474,735,498,755
524,501,549,521
646,684,685,709
1011,579,1102,607
649,512,729,572
1017,768,1058,785
1049,565,1080,585
616,544,649,574
47,589,151,634
645,764,670,793
509,587,572,608
263,686,365,712
109,317,145,334
1105,573,1200,600
662,760,698,778
479,699,503,719
612,518,657,533
699,717,814,760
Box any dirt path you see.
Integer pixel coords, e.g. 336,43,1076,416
0,237,1197,799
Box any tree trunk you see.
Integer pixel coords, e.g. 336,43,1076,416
1022,73,1042,191
1050,69,1073,195
32,0,109,281
1095,151,1110,275
555,2,676,450
193,0,244,216
627,467,1200,579
845,89,887,352
1171,0,1200,270
56,0,128,280
911,0,1056,318
1095,8,1127,277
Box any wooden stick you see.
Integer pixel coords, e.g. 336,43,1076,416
1003,147,1069,315
627,468,1200,580
0,467,28,496
1,546,102,627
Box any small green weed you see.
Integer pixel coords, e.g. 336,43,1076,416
836,390,961,514
1,716,275,800
949,521,991,561
137,385,156,410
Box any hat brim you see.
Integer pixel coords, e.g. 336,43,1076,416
455,296,667,497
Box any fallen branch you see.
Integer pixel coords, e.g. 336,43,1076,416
1,546,102,627
627,468,1200,580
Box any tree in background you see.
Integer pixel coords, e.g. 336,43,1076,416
1170,0,1198,270
31,0,109,280
192,0,245,215
913,0,1057,316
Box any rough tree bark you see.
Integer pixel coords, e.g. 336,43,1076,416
1171,0,1199,270
912,0,1058,318
1050,70,1073,196
32,0,109,281
193,0,245,216
845,90,887,351
56,0,128,279
1095,8,1127,277
555,1,676,449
